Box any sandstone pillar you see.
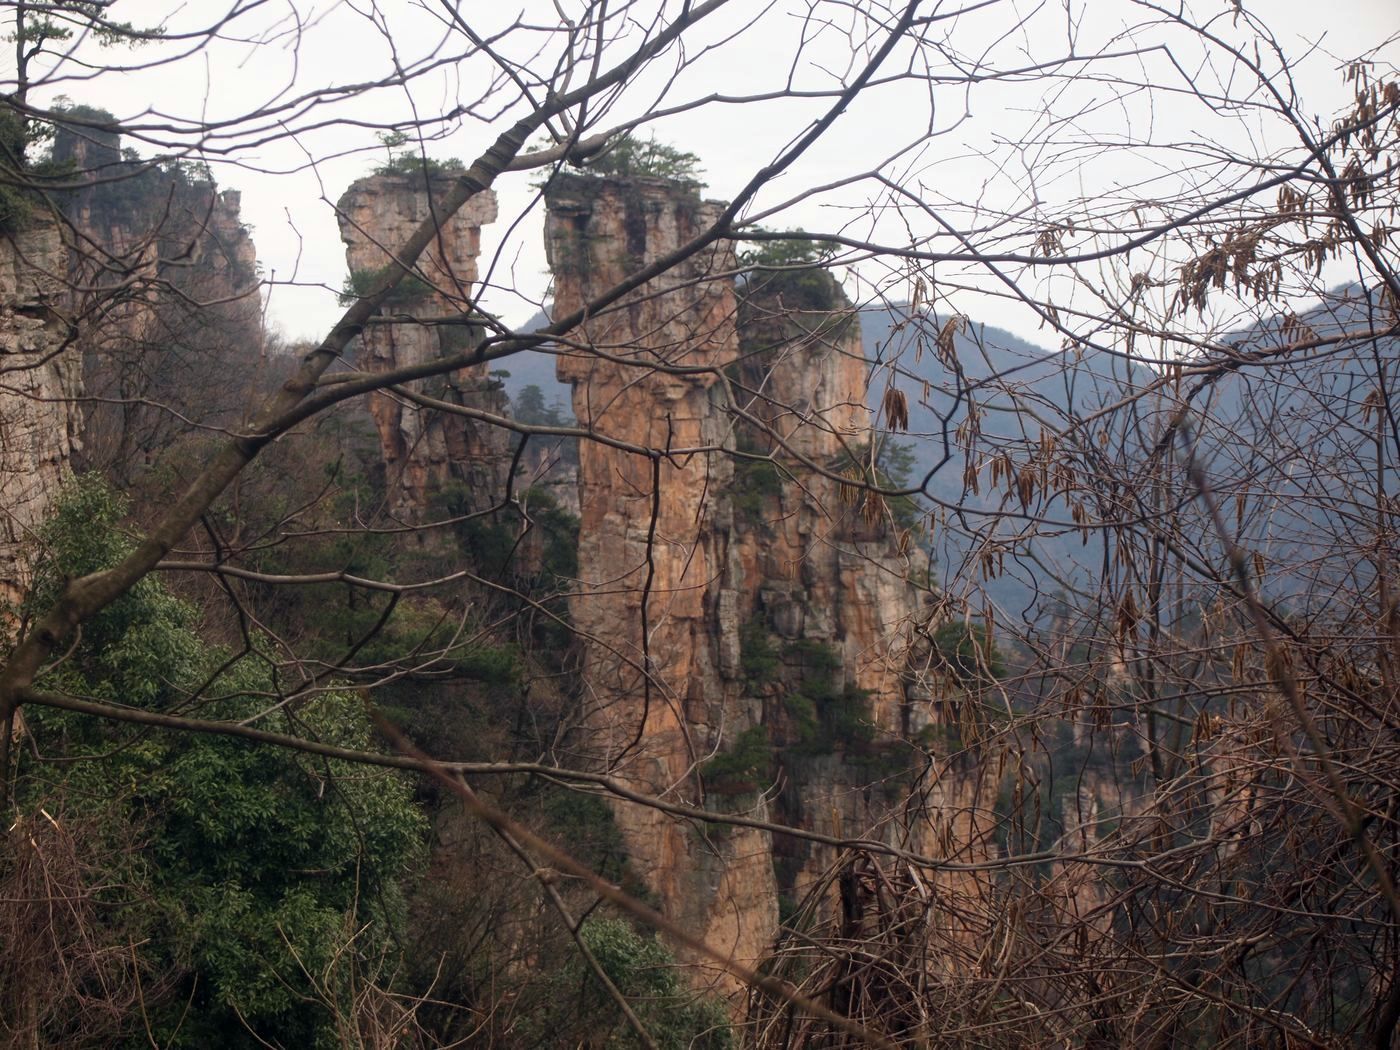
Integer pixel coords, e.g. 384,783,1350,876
337,174,507,521
545,173,777,990
0,220,81,606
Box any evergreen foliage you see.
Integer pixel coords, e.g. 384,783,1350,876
739,619,782,685
524,918,732,1049
737,228,843,311
511,382,572,427
738,230,836,269
703,725,773,793
931,621,1007,685
337,263,435,307
829,439,926,534
584,133,704,183
7,477,427,1048
732,455,784,521
783,638,875,753
370,130,464,179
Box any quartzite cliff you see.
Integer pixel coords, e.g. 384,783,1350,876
545,172,987,989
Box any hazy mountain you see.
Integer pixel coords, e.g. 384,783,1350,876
859,307,1141,617
496,291,1396,619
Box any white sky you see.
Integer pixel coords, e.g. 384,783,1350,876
12,0,1400,351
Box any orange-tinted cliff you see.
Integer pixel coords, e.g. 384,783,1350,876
545,173,776,985
545,172,986,992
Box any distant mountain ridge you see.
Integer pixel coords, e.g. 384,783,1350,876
497,291,1397,619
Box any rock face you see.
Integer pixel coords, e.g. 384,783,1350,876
0,219,80,606
337,173,509,521
545,173,776,987
51,117,265,477
545,173,980,994
0,116,266,599
731,274,962,900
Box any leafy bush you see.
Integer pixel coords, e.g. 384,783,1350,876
739,619,781,685
337,263,434,307
703,725,773,793
783,639,875,753
512,382,572,426
737,228,845,311
370,130,463,179
523,918,733,1049
11,476,427,1048
738,229,836,268
828,439,926,534
733,455,783,521
932,621,1006,685
374,152,463,178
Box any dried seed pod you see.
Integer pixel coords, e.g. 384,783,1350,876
882,386,909,432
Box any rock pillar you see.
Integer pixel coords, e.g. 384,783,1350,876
0,221,81,605
545,173,777,991
337,174,508,520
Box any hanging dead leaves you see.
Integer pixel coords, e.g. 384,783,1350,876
1278,311,1319,347
1338,63,1399,159
935,314,966,370
1173,227,1275,315
881,386,909,432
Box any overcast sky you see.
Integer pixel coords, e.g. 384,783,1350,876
15,0,1400,351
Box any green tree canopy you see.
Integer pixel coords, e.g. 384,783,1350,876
3,477,426,1049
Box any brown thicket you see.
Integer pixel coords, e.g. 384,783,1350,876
1,2,1398,1047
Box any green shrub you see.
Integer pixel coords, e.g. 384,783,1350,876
703,725,772,793
13,476,427,1049
827,440,926,534
739,619,781,685
522,917,733,1049
738,229,836,269
585,133,704,183
337,263,434,306
932,621,1006,685
374,152,463,178
733,455,783,520
782,639,875,753
736,229,845,313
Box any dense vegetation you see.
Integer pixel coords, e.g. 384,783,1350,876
3,478,427,1047
4,4,1399,1047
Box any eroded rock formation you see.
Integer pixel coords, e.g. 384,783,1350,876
51,116,265,477
337,173,509,521
545,172,984,995
0,219,80,606
546,173,776,986
1,115,266,598
731,272,985,903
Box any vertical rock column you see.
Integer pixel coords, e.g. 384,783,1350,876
734,277,927,896
545,173,777,988
734,275,913,726
0,221,81,606
337,174,507,520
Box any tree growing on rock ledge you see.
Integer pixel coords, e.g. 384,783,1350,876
0,1,1398,1047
